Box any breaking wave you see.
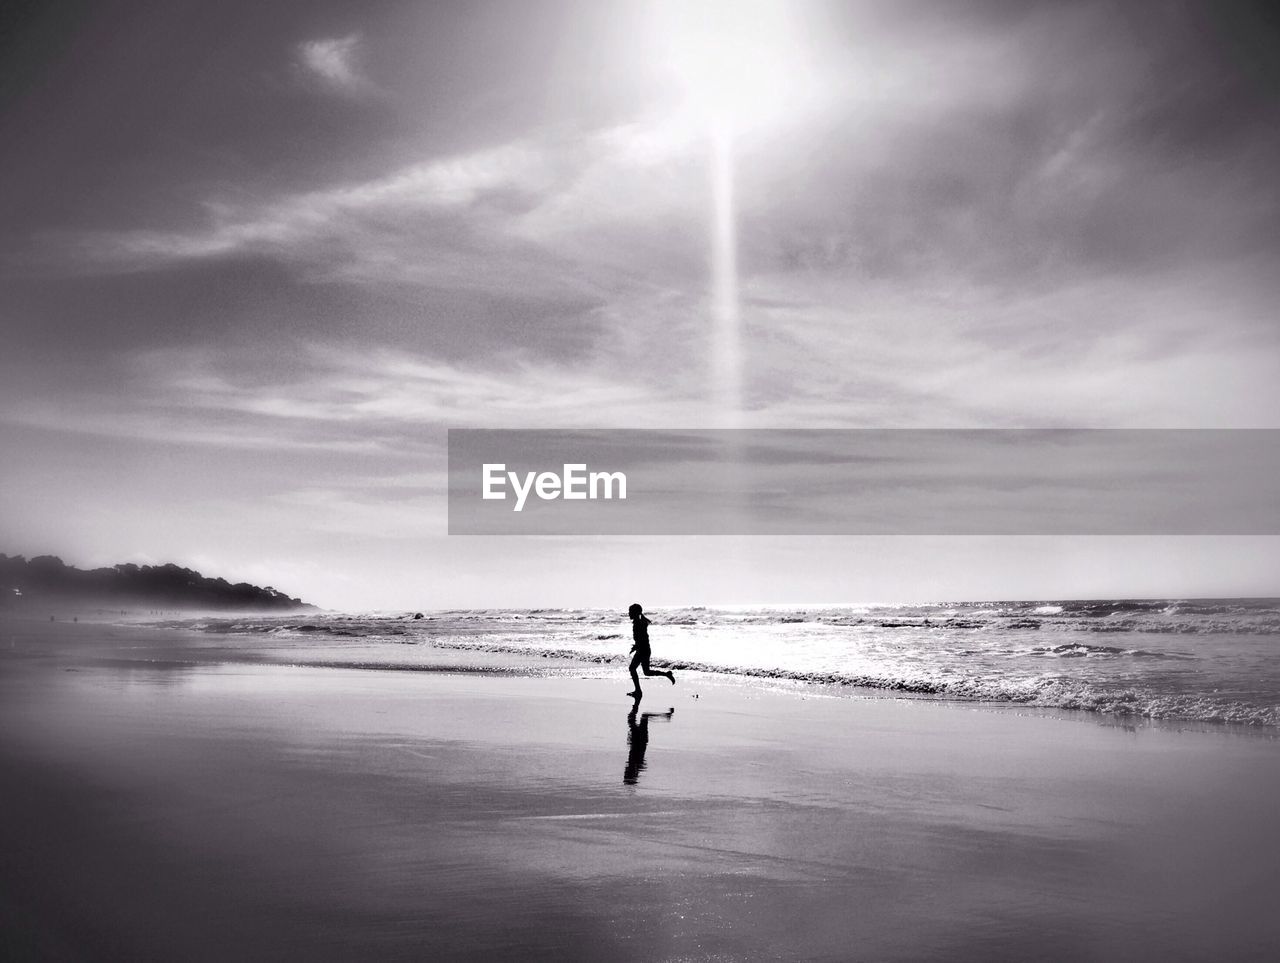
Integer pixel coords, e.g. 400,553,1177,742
150,596,1280,729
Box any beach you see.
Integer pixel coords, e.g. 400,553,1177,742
2,617,1278,961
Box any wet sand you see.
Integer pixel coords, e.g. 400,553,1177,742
2,618,1278,961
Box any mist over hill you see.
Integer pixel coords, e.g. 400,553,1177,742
0,554,317,613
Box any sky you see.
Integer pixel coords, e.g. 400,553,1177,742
3,0,1279,609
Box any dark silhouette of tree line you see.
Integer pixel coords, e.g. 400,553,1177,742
0,554,316,612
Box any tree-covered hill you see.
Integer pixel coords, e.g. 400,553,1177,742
0,554,317,612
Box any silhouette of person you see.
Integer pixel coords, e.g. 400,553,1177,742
627,602,674,696
624,697,675,785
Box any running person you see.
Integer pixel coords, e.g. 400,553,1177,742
627,602,675,696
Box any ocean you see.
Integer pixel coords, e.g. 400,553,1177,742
157,598,1280,730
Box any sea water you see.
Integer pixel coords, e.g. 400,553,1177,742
169,599,1280,728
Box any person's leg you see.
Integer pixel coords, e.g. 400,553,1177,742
640,657,675,685
628,652,642,695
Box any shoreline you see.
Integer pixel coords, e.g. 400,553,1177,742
3,613,1276,739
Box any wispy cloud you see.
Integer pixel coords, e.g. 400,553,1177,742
146,342,706,430
0,339,714,456
55,139,558,272
297,34,372,95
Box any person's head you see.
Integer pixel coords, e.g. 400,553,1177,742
628,602,643,619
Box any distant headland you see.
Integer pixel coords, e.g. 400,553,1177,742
0,554,318,613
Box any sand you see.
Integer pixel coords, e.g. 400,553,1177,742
2,617,1278,961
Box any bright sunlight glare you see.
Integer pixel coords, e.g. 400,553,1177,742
650,0,810,129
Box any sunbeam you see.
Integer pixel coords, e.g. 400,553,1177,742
651,0,811,423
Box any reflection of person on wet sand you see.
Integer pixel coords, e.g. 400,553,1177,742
624,698,674,785
626,602,674,697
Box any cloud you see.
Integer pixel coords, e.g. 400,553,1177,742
0,337,715,458
12,0,1280,440
1,399,388,454
56,139,555,269
146,341,705,430
297,34,371,94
